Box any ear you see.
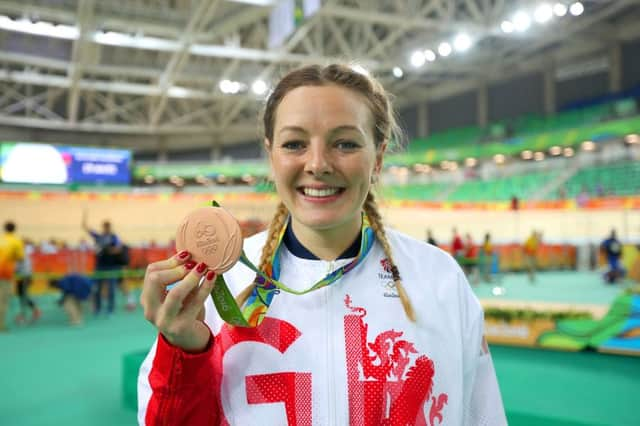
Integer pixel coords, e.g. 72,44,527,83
374,141,387,175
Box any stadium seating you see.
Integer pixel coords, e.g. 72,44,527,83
551,161,640,199
446,171,561,202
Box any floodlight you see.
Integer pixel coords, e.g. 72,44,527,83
513,11,531,32
392,67,404,78
410,50,426,67
251,79,267,95
534,4,553,23
501,20,514,33
438,42,452,57
453,34,472,52
424,49,437,61
553,3,568,16
570,2,584,16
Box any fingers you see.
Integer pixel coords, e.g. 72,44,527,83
183,270,216,319
141,250,192,323
146,250,191,274
160,262,209,322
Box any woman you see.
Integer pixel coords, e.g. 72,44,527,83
138,64,506,425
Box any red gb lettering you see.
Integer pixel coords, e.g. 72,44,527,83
246,372,313,426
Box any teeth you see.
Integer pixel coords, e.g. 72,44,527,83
303,187,340,197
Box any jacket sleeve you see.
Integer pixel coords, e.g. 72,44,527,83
137,328,219,426
459,273,508,426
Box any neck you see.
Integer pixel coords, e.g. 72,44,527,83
290,216,362,261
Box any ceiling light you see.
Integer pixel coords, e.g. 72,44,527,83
438,42,452,57
570,2,584,16
453,34,472,52
549,146,562,156
534,4,553,23
392,67,404,78
553,3,568,16
410,50,426,67
624,134,639,144
513,11,531,32
424,49,436,61
581,140,595,151
251,79,267,95
501,20,514,33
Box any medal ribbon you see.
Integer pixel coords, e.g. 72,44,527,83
209,202,375,327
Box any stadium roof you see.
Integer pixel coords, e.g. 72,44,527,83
0,0,639,149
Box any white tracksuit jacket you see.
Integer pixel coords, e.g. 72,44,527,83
138,228,507,426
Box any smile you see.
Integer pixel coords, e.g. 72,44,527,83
299,187,345,197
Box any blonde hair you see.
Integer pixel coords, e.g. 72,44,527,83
236,194,416,322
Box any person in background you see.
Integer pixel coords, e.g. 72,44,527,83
463,233,479,284
15,238,41,324
523,230,540,283
480,233,494,283
0,221,25,332
601,229,624,284
82,212,122,315
426,228,438,247
49,273,94,326
451,227,464,261
137,63,506,425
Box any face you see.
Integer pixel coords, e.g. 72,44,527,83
267,85,384,238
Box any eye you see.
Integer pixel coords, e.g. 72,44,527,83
281,140,305,151
335,140,360,150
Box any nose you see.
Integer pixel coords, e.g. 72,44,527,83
304,141,332,176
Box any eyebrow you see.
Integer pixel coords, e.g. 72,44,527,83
278,125,365,137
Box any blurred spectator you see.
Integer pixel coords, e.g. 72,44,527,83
451,228,464,260
50,274,94,326
82,211,123,315
479,233,493,283
577,186,589,208
0,221,25,332
15,238,41,325
510,195,519,211
523,231,540,283
464,233,479,284
40,238,58,254
426,229,438,247
601,229,625,284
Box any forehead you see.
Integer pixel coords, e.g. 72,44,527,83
274,85,372,133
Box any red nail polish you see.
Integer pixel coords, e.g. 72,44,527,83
196,262,207,273
206,270,216,281
178,250,189,259
184,260,196,270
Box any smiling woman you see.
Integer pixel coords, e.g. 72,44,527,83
137,64,508,426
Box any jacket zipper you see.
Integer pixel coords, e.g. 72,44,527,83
325,260,336,425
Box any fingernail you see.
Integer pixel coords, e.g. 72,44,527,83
196,262,207,274
178,250,189,259
206,270,216,281
184,260,196,270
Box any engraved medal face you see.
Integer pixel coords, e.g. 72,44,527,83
175,207,243,273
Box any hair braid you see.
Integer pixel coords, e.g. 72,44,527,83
363,192,416,322
235,202,289,307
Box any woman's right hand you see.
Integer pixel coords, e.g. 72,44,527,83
140,250,217,353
